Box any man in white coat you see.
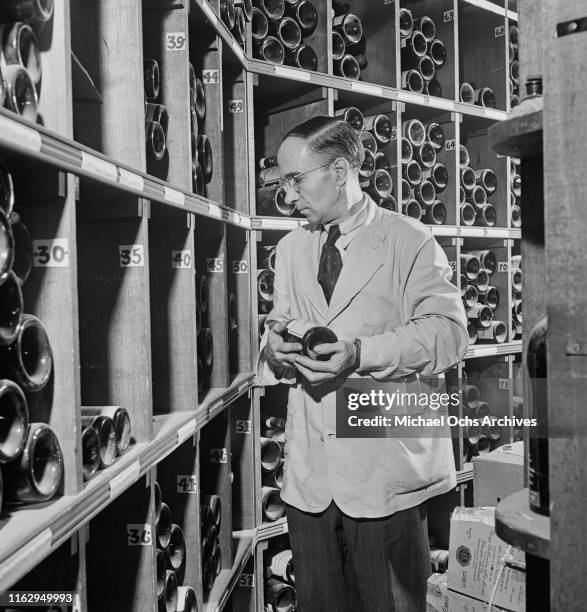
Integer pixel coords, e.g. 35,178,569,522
258,116,468,611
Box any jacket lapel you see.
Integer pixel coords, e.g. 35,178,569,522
325,200,387,325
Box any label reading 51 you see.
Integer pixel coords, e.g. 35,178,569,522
119,245,145,267
166,32,186,51
235,420,251,434
33,239,70,267
127,524,152,546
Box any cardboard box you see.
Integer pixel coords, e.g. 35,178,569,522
473,442,524,507
448,590,509,611
448,507,526,612
426,573,448,612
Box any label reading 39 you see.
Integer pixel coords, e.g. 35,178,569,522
127,524,152,546
33,239,70,267
166,32,186,51
119,244,145,267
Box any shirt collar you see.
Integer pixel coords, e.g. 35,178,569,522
323,194,369,236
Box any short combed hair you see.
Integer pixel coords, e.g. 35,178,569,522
281,116,364,168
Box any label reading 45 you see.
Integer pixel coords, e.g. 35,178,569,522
33,239,70,267
207,258,224,273
127,524,152,546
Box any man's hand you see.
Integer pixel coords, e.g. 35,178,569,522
292,340,357,385
265,321,303,369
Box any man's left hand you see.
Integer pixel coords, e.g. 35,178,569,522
292,341,356,385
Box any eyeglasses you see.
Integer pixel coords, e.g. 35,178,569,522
278,162,332,192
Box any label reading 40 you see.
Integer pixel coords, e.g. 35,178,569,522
172,250,192,269
119,244,145,267
33,239,70,267
127,524,152,546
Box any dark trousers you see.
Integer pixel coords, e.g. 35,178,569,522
285,501,430,612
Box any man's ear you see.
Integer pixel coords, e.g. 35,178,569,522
333,157,351,186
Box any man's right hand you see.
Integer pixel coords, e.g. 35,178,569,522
265,321,303,369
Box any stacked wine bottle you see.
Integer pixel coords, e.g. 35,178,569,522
511,254,522,340
399,8,447,97
189,63,212,196
461,378,503,461
154,482,195,612
460,249,506,345
80,406,133,481
0,158,63,511
261,415,286,523
219,0,252,49
200,493,222,593
0,0,53,123
331,6,365,80
510,157,521,228
265,538,296,612
196,273,213,395
401,118,448,224
509,25,519,108
257,244,275,349
459,144,498,227
144,58,170,169
256,159,297,217
253,0,319,71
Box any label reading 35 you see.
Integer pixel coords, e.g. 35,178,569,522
119,244,145,267
33,239,70,267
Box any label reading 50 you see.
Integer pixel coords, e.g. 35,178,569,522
166,32,186,51
127,524,152,546
232,260,248,274
119,245,145,267
33,239,70,267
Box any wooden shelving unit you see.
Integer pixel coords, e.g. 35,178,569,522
0,0,522,609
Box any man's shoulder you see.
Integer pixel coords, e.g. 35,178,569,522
277,223,319,250
376,209,433,247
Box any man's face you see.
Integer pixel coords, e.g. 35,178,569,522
276,137,339,225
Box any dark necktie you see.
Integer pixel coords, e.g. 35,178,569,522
317,225,342,304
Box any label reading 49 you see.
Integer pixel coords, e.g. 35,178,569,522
33,239,70,267
127,524,152,546
228,99,244,113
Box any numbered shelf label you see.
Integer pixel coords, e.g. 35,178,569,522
172,250,192,269
449,261,457,272
445,139,456,151
202,69,220,84
166,32,186,51
207,257,224,273
33,239,70,267
127,524,152,546
228,99,244,113
210,448,228,464
498,261,509,272
232,260,248,274
177,475,198,494
498,378,510,390
443,9,454,22
235,419,251,434
238,573,255,588
119,244,145,267
494,25,505,37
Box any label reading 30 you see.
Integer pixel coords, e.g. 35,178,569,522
33,239,70,267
